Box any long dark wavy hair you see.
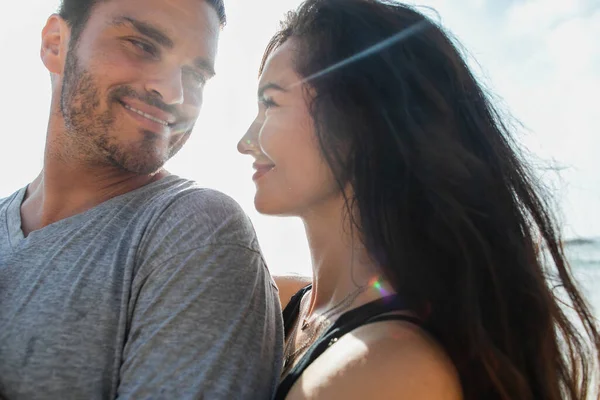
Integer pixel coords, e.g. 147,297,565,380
261,0,600,399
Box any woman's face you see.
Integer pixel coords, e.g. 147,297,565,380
238,40,340,216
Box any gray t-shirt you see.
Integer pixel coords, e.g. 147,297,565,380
0,175,283,400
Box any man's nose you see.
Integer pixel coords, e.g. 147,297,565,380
145,68,184,105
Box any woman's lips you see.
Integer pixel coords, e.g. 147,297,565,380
252,163,275,181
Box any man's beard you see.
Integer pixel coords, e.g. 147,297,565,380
59,49,192,175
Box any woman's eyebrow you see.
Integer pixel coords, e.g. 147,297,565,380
257,82,288,99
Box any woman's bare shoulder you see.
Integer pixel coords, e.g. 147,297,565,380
286,319,463,400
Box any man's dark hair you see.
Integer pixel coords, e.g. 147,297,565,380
58,0,226,44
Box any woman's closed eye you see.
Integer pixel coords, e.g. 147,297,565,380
260,97,278,109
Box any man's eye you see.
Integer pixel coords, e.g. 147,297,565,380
128,39,157,57
185,71,207,89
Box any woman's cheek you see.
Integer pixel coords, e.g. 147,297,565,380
258,126,277,159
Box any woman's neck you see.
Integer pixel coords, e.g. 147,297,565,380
300,198,393,319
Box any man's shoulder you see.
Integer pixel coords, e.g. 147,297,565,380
0,187,25,217
0,194,12,211
142,175,241,212
148,176,249,228
0,188,24,207
139,176,258,252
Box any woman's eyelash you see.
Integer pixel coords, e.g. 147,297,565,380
261,98,277,108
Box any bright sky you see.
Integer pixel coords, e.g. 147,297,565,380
1,0,598,277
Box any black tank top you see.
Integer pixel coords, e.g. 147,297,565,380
275,285,424,399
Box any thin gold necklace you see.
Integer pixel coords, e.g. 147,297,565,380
282,283,369,373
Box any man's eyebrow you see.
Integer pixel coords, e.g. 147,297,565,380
258,83,288,99
111,16,174,49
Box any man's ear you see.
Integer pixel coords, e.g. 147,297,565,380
41,14,71,75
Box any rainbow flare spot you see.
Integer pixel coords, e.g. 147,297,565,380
370,277,389,297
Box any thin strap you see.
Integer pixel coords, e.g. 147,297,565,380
365,313,422,326
328,295,408,329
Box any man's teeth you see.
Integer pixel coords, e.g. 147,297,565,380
123,104,169,126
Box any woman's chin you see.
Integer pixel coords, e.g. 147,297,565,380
254,194,276,215
254,194,295,216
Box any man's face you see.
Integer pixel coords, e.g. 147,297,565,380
59,0,220,174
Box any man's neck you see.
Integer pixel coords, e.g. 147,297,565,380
20,158,168,236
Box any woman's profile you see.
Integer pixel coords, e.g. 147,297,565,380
238,0,600,398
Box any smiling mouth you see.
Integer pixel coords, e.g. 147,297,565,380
252,164,275,181
121,103,171,127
